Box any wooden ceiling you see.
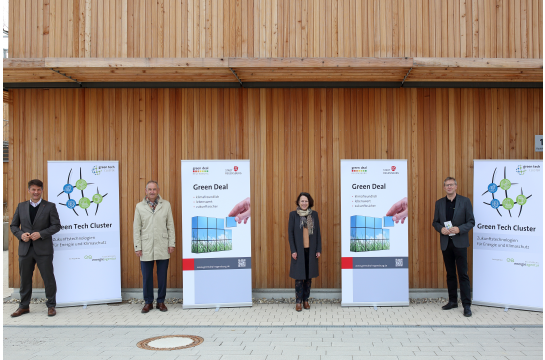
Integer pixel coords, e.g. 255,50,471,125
4,57,543,86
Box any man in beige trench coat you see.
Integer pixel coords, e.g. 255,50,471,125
133,181,175,313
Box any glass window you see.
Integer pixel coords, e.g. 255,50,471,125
198,229,207,241
355,215,365,228
197,216,207,229
208,217,216,229
207,228,217,240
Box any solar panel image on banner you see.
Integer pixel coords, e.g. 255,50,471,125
192,216,234,253
349,215,393,252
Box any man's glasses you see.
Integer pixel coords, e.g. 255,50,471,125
444,184,456,187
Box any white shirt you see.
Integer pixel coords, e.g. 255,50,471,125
30,198,42,208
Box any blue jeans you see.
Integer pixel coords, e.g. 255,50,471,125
140,259,169,304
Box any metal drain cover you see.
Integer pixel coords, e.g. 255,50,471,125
137,335,204,351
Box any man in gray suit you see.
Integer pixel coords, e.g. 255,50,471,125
10,179,61,317
432,176,475,317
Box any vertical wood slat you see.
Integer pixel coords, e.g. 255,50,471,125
7,88,542,289
8,0,544,59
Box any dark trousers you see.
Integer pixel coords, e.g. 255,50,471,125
442,238,471,307
295,248,312,303
140,259,169,304
19,246,57,309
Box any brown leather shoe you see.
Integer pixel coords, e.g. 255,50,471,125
47,307,56,317
303,301,310,310
296,303,302,312
10,308,29,318
141,303,153,313
156,302,168,312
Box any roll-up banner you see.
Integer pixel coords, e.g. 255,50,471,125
181,160,252,309
47,161,121,307
341,160,409,306
473,160,543,311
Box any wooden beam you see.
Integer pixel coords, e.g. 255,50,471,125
413,57,543,69
5,57,543,70
4,57,543,84
3,58,46,68
46,57,230,68
227,57,414,68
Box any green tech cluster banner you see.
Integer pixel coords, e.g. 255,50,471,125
48,161,121,307
473,160,543,311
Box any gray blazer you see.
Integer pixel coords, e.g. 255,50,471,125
432,194,475,251
10,200,62,256
288,210,322,280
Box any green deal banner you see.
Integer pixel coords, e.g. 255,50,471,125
181,160,252,309
341,160,409,307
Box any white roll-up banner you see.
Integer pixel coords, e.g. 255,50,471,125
47,161,121,307
181,160,252,309
341,160,409,306
473,160,543,311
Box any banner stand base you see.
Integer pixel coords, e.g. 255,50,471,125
341,301,409,307
57,298,122,308
472,301,543,313
183,302,252,310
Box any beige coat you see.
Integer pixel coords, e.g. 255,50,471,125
133,196,176,261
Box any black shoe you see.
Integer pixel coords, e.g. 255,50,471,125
463,306,472,317
441,302,458,310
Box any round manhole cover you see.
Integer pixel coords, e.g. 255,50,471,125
137,335,204,351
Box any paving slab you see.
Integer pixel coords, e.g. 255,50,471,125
3,244,543,360
3,301,542,327
3,325,542,360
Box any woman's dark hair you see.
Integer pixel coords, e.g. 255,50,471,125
28,179,43,189
295,192,314,208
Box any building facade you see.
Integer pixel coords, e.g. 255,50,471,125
4,0,543,291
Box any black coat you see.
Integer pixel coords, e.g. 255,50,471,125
288,210,322,280
432,194,475,251
10,200,62,256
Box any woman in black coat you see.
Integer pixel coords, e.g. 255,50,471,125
288,192,322,312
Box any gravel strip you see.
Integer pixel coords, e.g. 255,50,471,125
4,297,455,305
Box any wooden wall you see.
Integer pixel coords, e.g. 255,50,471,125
9,0,543,59
3,162,7,220
3,101,8,220
8,87,543,289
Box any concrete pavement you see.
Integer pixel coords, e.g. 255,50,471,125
4,250,12,299
2,301,543,327
3,301,543,359
3,249,543,359
4,324,543,360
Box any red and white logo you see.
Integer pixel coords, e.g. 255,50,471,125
234,166,239,171
391,166,396,171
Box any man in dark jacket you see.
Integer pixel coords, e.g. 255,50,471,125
433,176,475,317
10,179,61,317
